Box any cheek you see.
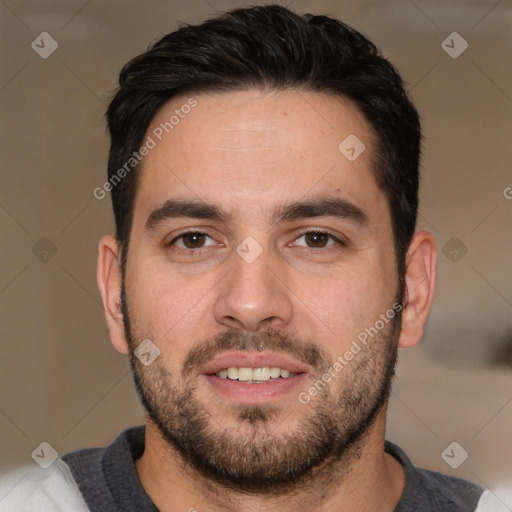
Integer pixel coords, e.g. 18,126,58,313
291,258,396,351
126,263,218,358
129,250,193,321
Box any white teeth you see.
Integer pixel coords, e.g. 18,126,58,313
216,366,294,381
227,367,239,380
252,367,271,381
238,367,253,381
269,366,281,379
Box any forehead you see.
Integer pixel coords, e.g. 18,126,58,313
133,88,388,228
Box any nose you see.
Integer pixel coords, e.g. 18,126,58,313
213,244,294,332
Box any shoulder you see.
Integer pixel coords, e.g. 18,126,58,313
412,465,484,510
0,460,90,512
59,426,153,511
60,425,145,491
411,470,512,512
0,427,144,512
385,441,486,511
474,489,512,512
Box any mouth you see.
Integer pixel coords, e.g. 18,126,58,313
215,365,295,382
200,351,310,404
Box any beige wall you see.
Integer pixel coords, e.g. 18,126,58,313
1,0,511,497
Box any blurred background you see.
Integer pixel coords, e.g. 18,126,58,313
1,0,511,502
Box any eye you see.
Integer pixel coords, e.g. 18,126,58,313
293,231,342,248
169,231,218,250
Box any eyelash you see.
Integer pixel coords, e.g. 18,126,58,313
166,229,345,253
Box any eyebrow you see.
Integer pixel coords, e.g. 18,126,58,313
273,196,369,226
144,196,369,232
145,199,230,231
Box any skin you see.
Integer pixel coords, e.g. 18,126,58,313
97,89,437,512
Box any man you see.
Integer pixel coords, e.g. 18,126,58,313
0,4,502,511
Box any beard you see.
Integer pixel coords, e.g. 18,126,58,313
121,282,403,494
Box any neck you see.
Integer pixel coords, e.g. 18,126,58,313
135,409,405,512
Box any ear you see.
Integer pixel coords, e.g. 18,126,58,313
398,231,437,349
97,235,129,355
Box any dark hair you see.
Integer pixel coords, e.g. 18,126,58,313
106,4,421,278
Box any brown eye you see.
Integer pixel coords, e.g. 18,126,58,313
292,231,345,249
170,232,216,250
304,232,330,248
181,232,206,248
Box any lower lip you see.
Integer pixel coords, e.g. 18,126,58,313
203,374,308,404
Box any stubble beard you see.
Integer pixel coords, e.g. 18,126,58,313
122,283,402,494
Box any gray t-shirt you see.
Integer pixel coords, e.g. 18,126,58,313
58,426,485,511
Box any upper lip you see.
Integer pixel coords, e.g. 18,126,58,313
200,351,310,375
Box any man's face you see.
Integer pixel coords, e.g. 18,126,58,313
122,89,401,490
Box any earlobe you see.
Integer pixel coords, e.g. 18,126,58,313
97,235,130,355
398,231,437,349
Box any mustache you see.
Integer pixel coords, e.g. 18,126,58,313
182,328,332,378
